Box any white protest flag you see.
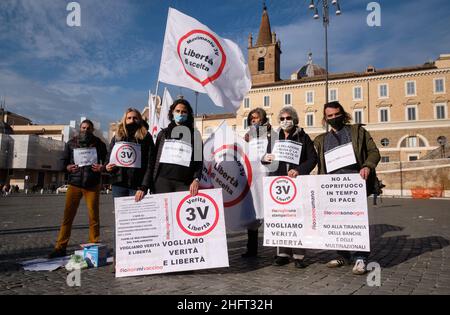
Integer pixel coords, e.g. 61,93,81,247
201,123,265,231
148,91,159,140
157,87,173,132
158,8,251,112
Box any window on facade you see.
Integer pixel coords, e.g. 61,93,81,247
435,79,445,93
243,119,249,130
380,108,389,122
379,84,388,98
329,89,338,101
407,106,417,121
400,136,426,148
353,87,362,100
406,81,416,96
407,137,417,148
263,96,270,107
354,110,363,124
409,155,419,161
244,97,250,109
436,104,446,119
306,113,314,127
258,58,265,71
284,94,292,106
381,138,390,147
381,156,390,163
306,91,314,104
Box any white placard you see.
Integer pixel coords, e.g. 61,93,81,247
263,174,370,252
109,142,141,168
114,188,228,278
248,138,268,162
324,142,357,173
73,148,98,167
159,140,192,167
272,140,302,165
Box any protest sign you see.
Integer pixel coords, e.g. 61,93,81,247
160,139,193,167
272,140,302,165
264,174,370,252
324,142,357,173
109,142,141,168
73,148,97,167
114,188,228,277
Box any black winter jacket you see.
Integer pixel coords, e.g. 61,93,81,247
65,135,107,189
107,133,156,191
153,122,203,184
267,126,318,177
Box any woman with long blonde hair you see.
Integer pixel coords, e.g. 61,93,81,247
106,108,155,200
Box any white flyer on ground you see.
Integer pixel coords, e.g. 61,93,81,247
114,188,229,278
324,142,357,173
272,140,302,165
263,174,370,252
109,142,141,168
159,140,193,167
73,148,98,167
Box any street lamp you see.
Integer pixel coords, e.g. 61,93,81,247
308,0,342,107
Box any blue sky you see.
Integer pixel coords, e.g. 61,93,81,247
1,0,450,135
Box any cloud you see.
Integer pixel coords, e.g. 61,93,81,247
0,0,157,131
0,69,145,130
0,0,158,81
268,0,450,77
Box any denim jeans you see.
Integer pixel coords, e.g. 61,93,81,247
112,185,138,198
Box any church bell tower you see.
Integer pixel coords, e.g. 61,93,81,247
248,4,282,86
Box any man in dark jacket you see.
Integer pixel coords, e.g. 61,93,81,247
314,101,380,275
49,120,107,258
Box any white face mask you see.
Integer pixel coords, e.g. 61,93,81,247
280,120,294,131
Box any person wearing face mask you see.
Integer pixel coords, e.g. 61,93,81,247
49,120,107,258
153,98,203,196
242,108,277,258
106,108,155,200
314,101,380,275
264,107,318,268
106,108,155,272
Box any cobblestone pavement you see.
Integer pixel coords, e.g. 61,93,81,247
0,194,449,295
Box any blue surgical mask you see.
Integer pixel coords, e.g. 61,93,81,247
174,113,188,124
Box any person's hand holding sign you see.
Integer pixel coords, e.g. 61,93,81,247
67,164,79,173
135,190,145,202
105,163,117,172
288,169,299,178
360,167,371,180
190,179,199,197
262,154,275,163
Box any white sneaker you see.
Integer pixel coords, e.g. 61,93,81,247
326,258,348,268
352,259,367,275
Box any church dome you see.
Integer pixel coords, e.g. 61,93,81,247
291,53,326,80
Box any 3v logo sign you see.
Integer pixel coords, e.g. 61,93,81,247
120,152,133,159
275,185,290,195
186,206,209,221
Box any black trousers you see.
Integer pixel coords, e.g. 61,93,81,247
154,177,190,194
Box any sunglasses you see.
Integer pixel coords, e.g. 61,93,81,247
279,117,293,121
